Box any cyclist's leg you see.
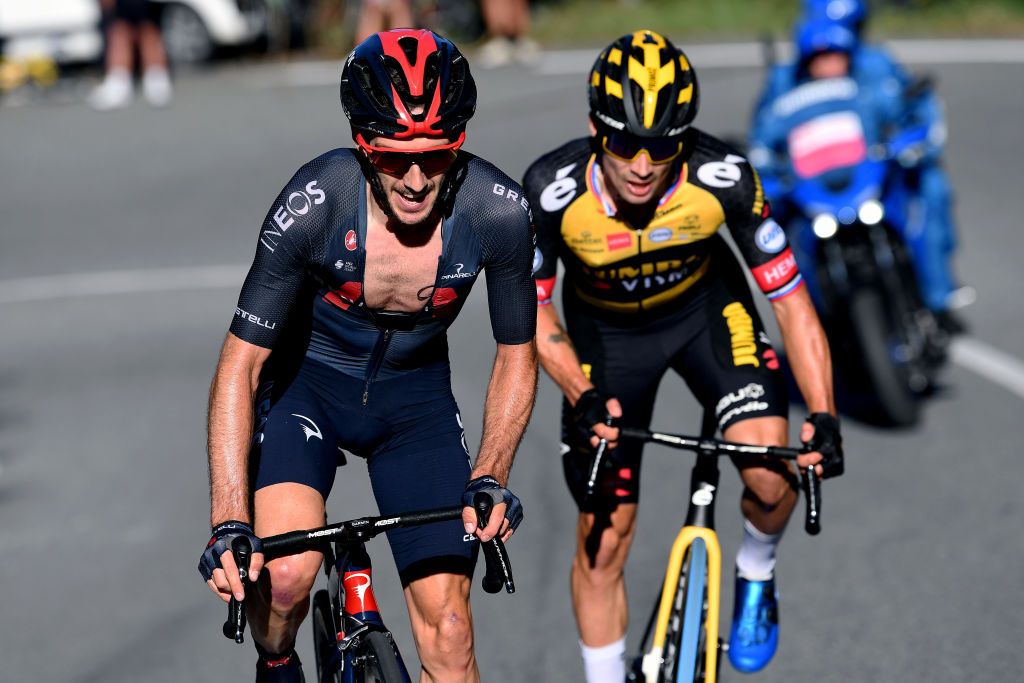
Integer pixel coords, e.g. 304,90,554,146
562,303,674,674
673,248,794,536
246,363,355,670
673,255,791,673
364,366,479,682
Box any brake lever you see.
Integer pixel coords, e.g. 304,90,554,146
222,535,252,643
473,492,515,594
583,415,616,503
802,464,822,536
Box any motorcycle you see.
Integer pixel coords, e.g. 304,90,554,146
778,123,948,426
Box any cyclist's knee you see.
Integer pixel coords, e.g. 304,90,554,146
264,555,318,613
415,605,475,673
576,508,636,579
740,467,793,510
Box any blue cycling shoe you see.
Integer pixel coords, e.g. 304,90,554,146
727,573,779,673
255,650,305,683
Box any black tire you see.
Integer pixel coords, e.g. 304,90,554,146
849,288,919,426
312,590,341,683
353,630,404,683
161,3,213,64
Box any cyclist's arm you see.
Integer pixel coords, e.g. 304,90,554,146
472,341,538,486
471,176,539,487
723,155,835,417
536,303,591,404
770,288,835,415
207,161,325,524
208,334,271,526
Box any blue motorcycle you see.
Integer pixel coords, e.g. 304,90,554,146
779,126,947,425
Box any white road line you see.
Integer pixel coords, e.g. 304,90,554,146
0,265,246,305
3,266,1024,403
949,337,1024,401
246,40,1024,86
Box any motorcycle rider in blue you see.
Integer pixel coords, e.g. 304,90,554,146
750,0,963,330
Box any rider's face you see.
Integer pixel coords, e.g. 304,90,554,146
808,51,850,79
589,121,677,207
361,134,460,226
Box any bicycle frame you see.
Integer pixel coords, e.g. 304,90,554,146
321,540,412,682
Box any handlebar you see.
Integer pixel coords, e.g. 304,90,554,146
221,501,516,643
589,427,822,535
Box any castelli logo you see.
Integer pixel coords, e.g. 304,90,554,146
345,230,357,251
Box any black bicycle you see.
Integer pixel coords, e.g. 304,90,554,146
221,494,514,682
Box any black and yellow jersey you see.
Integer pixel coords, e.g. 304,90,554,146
524,130,803,316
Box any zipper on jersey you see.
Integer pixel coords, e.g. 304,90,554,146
635,228,644,312
362,328,394,405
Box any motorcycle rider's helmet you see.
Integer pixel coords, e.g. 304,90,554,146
796,17,858,66
340,29,476,140
588,30,699,138
804,0,867,34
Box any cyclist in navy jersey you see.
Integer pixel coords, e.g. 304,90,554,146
197,29,536,682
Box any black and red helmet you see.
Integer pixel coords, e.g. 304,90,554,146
340,29,477,139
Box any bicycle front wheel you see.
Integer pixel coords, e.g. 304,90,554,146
661,538,709,683
312,590,342,683
353,630,405,683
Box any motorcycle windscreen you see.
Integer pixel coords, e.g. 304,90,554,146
787,111,867,179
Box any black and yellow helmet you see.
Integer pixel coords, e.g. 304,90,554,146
588,30,699,138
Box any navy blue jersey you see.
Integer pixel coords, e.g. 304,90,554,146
230,148,535,384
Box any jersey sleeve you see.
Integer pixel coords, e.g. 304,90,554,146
721,156,805,302
523,153,573,306
474,175,538,345
229,162,330,348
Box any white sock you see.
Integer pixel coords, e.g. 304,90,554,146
735,519,783,581
581,637,626,683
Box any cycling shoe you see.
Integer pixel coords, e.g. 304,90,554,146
256,650,305,683
728,573,779,673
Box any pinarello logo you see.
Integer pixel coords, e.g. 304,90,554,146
344,230,357,251
606,232,632,251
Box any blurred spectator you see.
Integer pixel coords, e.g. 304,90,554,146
478,0,539,68
355,0,415,44
89,0,172,110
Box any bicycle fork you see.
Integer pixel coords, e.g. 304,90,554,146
642,454,723,683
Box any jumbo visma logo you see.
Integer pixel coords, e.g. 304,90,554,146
722,302,760,367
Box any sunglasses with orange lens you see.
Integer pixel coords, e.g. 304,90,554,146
602,132,683,164
355,133,464,177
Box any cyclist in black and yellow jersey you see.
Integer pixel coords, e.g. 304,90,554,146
523,31,844,681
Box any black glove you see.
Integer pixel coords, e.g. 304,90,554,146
804,413,844,479
462,476,524,532
571,388,616,443
198,520,263,582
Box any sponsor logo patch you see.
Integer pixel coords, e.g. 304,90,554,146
755,219,787,254
722,302,760,368
344,229,357,251
606,232,632,251
648,227,673,243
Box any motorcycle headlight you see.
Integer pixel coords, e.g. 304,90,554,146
812,214,839,239
858,200,884,225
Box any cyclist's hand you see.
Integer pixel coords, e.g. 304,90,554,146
461,476,524,543
572,389,622,449
800,413,844,479
198,521,265,603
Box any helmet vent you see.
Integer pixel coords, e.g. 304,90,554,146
397,36,421,65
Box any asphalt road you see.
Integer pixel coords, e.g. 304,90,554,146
2,50,1023,682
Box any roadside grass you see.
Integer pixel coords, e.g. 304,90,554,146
531,0,1024,46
